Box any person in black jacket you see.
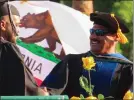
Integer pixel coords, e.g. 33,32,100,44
41,12,133,99
0,1,47,95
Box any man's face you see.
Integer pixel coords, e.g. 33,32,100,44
1,15,20,43
90,24,117,54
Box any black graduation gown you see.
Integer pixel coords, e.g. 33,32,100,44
0,39,25,95
0,39,45,95
41,51,133,99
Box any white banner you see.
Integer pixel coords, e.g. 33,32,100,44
9,1,93,86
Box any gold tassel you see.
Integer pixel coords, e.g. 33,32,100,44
117,29,128,44
111,14,128,44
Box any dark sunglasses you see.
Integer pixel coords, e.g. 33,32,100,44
90,29,109,36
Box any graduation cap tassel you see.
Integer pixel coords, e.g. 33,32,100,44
117,28,128,44
111,14,128,44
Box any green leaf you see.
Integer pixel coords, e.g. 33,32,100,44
98,94,104,100
88,88,92,96
87,84,94,95
79,76,90,94
80,94,85,99
91,85,94,90
79,76,88,88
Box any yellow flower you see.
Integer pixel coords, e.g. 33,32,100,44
86,96,98,100
123,90,133,100
82,57,96,71
70,96,81,100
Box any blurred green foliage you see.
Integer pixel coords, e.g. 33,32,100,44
94,0,115,12
56,0,133,61
112,1,133,61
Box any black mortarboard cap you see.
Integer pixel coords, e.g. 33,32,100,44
0,0,20,36
90,12,129,33
0,0,20,18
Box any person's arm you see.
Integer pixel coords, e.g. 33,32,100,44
41,55,70,95
110,62,133,99
118,63,133,98
0,42,25,95
24,66,49,96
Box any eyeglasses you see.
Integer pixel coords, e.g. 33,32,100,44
90,29,109,36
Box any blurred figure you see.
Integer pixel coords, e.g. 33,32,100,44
41,12,133,99
0,1,47,95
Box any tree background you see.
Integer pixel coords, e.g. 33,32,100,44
50,0,133,61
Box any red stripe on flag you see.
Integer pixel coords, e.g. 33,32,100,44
34,77,43,86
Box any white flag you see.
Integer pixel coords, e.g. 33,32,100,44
9,1,93,86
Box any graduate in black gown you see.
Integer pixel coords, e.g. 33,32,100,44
41,12,133,99
0,0,47,95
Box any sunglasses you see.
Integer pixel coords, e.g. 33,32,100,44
90,29,109,36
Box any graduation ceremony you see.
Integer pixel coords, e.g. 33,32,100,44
0,0,133,100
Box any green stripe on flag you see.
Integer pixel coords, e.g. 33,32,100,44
16,39,60,63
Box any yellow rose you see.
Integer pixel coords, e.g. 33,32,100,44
86,96,98,100
123,90,133,100
70,96,81,100
82,57,96,71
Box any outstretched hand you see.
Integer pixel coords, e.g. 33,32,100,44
42,87,49,96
